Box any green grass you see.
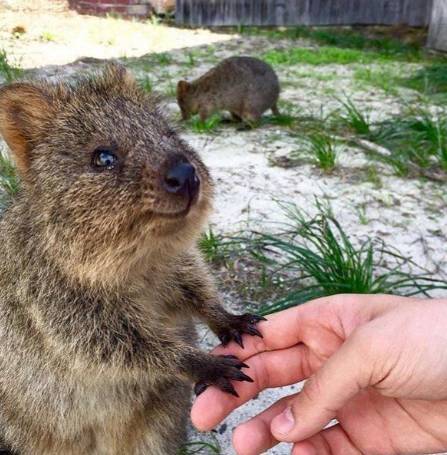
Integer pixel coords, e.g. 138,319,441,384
199,228,225,262
399,63,447,101
266,112,295,127
199,227,282,303
185,51,197,68
322,98,447,179
355,63,447,100
263,46,393,66
354,66,400,96
187,114,221,134
304,28,420,56
268,98,446,179
40,31,57,42
128,53,174,72
356,203,369,225
246,26,427,63
242,26,425,56
0,49,22,82
365,165,383,189
198,227,252,266
199,202,447,314
335,98,372,136
262,103,296,128
243,202,447,315
139,76,153,93
105,12,123,20
293,69,338,82
373,107,447,175
0,153,19,207
305,132,338,172
154,52,172,65
178,440,220,455
166,81,177,97
178,410,221,453
148,14,162,27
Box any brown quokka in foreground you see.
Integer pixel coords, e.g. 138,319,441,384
0,64,264,455
177,56,280,125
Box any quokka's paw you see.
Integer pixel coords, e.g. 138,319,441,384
194,355,253,397
217,314,266,348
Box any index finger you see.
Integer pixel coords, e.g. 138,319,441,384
213,297,329,360
214,294,396,361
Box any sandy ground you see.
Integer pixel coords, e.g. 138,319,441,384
0,0,233,68
0,5,447,454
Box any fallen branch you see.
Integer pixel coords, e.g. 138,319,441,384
352,137,447,183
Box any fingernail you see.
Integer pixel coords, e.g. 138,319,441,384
272,406,295,435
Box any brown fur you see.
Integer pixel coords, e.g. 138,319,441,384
177,56,280,124
0,64,261,455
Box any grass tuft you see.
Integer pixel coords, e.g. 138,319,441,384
139,76,153,93
179,432,221,454
185,51,197,68
263,112,296,128
154,52,172,65
365,165,383,189
305,132,338,172
335,98,372,136
199,228,224,263
40,31,57,42
0,49,22,82
400,63,447,101
187,115,221,134
199,202,447,314
243,202,447,315
374,107,447,174
178,441,220,454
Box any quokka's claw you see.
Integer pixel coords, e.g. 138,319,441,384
216,313,266,348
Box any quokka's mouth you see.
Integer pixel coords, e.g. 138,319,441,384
153,206,192,219
153,193,200,219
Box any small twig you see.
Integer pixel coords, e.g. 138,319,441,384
352,137,447,183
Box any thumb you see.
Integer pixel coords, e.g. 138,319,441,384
271,327,375,442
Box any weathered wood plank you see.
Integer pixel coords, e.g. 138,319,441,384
176,0,433,27
428,0,447,51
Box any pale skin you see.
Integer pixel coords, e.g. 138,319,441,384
191,294,447,455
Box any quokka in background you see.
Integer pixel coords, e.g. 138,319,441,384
177,56,280,126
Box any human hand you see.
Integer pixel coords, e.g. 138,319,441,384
191,294,447,454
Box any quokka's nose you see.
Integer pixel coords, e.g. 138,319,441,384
163,162,200,200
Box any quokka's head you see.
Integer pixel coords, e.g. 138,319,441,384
176,80,200,120
0,64,213,283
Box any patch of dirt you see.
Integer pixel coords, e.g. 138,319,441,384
0,2,233,68
0,0,68,12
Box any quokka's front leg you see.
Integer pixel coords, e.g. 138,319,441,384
173,252,266,348
198,300,266,349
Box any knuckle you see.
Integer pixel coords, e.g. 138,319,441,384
301,374,323,404
250,354,269,390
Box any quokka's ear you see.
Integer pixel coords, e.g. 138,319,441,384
0,82,55,177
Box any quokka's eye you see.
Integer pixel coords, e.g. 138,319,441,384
92,147,119,170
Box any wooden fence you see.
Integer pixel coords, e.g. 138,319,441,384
176,0,433,27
